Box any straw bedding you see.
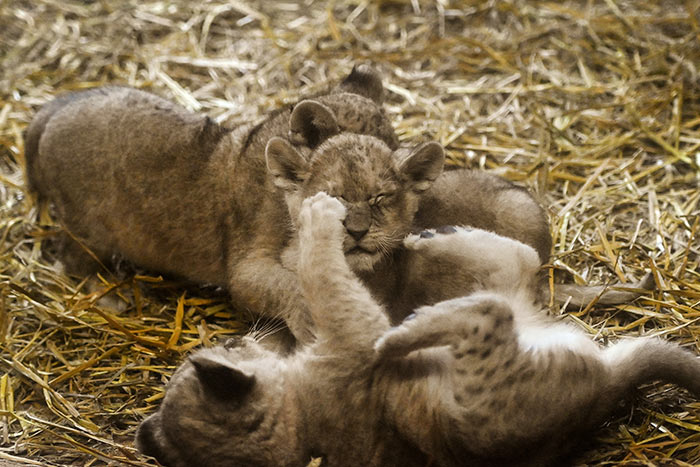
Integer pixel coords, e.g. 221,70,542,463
0,0,698,465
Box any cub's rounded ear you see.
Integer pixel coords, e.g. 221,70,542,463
398,142,445,193
337,64,384,104
190,352,256,400
136,413,171,464
289,100,339,147
265,137,310,190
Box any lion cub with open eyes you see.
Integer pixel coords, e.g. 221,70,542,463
137,192,700,467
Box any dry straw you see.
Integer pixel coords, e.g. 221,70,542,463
0,0,699,465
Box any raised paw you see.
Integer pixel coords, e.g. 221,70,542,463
309,192,346,220
298,192,347,245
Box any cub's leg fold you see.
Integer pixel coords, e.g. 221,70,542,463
375,293,515,360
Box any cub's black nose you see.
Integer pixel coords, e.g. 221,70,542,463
347,227,369,241
344,206,371,241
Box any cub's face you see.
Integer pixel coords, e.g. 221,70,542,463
136,341,294,467
267,131,445,272
302,135,424,271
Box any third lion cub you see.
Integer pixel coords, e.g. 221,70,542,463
137,192,700,467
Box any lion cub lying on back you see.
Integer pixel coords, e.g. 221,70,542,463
137,193,700,467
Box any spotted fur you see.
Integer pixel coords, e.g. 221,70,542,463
137,193,700,467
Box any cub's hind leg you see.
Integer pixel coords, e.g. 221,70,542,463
45,230,131,311
414,169,551,264
375,292,524,457
389,226,538,320
48,230,112,277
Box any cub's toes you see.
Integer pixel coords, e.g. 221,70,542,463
310,191,346,220
436,225,458,234
403,226,461,250
403,231,428,250
298,197,314,228
403,229,440,250
309,191,332,204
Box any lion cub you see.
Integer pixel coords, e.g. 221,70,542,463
24,64,643,344
136,193,700,467
24,66,445,342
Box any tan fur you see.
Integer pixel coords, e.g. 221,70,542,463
137,193,700,467
24,65,560,343
24,66,417,342
25,65,631,345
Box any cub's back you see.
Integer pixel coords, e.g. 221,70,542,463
24,86,115,193
27,86,226,196
25,87,236,282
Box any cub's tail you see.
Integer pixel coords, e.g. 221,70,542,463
553,272,655,308
605,337,700,397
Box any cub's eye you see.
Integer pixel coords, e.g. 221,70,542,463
370,193,392,207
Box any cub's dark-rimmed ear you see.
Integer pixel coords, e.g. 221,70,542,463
338,64,384,104
265,137,310,190
136,413,171,463
289,100,339,147
190,353,256,401
398,142,445,193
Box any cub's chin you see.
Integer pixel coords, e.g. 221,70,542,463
345,249,383,272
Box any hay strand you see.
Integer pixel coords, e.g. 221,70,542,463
0,0,699,464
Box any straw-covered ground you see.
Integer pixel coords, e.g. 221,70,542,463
0,0,698,465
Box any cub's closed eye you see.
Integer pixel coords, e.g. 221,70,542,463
370,193,393,206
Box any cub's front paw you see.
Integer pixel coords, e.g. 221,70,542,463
298,192,347,244
403,226,541,273
310,192,346,221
